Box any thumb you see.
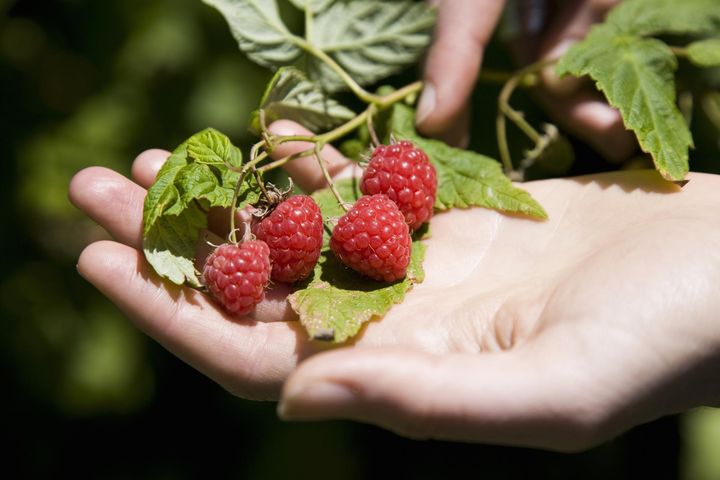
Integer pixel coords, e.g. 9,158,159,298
416,0,506,139
278,347,601,451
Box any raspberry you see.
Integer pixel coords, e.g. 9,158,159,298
202,240,271,315
252,195,324,283
360,140,437,231
330,194,411,282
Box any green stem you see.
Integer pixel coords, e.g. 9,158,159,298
314,143,349,212
254,168,270,202
669,45,689,57
496,111,513,174
228,169,249,244
253,80,421,175
376,80,423,108
496,58,557,174
366,104,380,147
304,6,313,40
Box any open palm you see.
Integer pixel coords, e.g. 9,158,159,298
70,138,720,451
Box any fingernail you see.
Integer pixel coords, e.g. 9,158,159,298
416,83,436,125
278,381,356,420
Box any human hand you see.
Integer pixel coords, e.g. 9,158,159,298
70,122,720,451
417,0,636,161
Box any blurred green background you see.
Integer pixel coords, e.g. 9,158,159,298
2,0,719,478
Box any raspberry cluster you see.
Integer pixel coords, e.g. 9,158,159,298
203,140,436,314
331,140,437,281
203,195,323,315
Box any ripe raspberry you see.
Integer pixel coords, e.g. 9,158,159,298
360,140,437,231
202,240,271,315
330,194,411,282
252,195,323,283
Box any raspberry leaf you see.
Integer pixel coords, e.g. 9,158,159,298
288,179,426,343
557,26,692,181
686,39,720,68
288,0,334,13
308,1,436,90
605,0,720,37
249,67,355,135
389,104,548,218
143,129,259,287
144,208,207,287
203,0,302,69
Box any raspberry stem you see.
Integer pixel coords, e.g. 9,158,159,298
366,104,381,148
228,168,249,245
496,57,558,176
314,142,349,212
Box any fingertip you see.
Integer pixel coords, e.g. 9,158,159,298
69,166,108,209
416,0,505,136
417,57,479,137
132,149,170,188
77,240,129,282
69,167,132,217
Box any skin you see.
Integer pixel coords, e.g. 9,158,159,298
418,0,636,161
70,124,720,451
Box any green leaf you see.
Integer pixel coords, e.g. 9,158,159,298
249,67,355,135
144,206,206,288
186,128,243,167
557,25,692,180
309,1,436,89
288,0,334,13
389,103,547,218
288,179,425,343
203,0,301,68
606,0,720,37
142,128,259,286
687,38,720,67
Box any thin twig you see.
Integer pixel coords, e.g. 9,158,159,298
315,143,349,212
366,104,381,147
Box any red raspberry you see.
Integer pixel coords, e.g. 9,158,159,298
330,194,411,282
202,240,271,315
252,195,324,283
360,140,437,231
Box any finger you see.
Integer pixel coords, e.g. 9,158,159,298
416,0,506,137
278,347,602,451
267,120,357,192
77,240,305,400
536,1,594,96
435,105,471,149
69,167,146,248
131,149,170,188
536,89,637,162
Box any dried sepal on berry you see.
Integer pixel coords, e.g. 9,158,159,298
252,195,324,283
